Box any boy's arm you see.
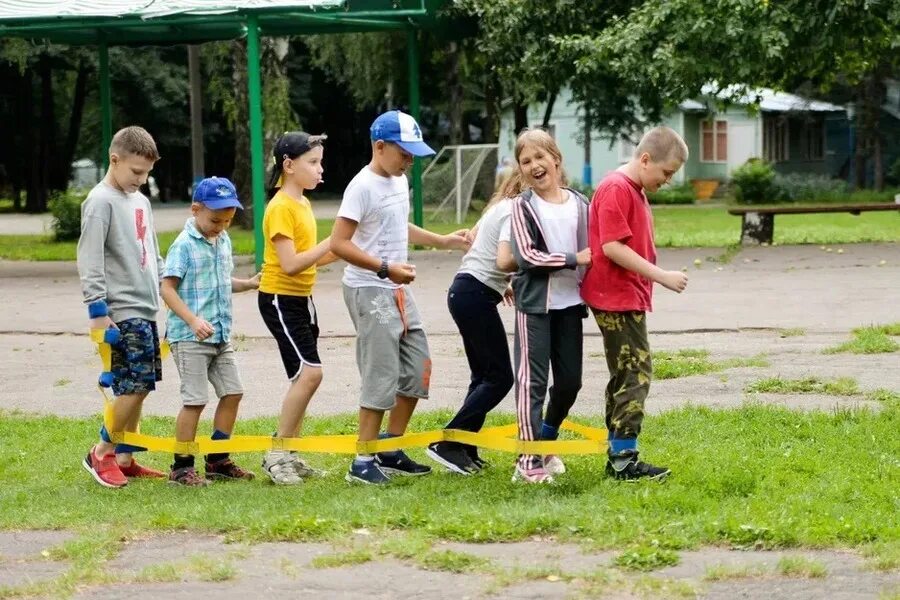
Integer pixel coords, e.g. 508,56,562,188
408,223,470,251
602,241,688,293
273,235,332,276
330,217,416,284
316,251,340,267
76,202,114,329
160,277,214,340
231,273,261,293
496,241,517,272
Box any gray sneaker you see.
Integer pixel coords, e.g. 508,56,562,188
290,453,324,478
262,451,302,485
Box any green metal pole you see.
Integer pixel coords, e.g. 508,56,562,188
99,41,112,170
246,14,266,271
407,27,423,227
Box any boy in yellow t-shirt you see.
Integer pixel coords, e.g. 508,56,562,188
257,132,337,485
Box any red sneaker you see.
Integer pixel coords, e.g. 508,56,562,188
82,446,128,488
119,458,166,479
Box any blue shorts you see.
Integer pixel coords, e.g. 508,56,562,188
110,318,162,396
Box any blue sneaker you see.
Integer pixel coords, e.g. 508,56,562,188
375,450,432,476
345,459,390,485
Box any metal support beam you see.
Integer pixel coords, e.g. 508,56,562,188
246,14,266,271
407,27,423,227
99,41,112,169
187,44,205,188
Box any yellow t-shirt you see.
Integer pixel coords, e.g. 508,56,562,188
259,190,317,296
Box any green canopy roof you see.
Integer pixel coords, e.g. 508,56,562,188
0,0,437,45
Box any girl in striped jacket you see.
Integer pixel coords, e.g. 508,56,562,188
497,129,593,483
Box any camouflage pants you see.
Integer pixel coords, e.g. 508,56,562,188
591,309,651,439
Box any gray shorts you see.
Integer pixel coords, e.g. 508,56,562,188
170,341,244,406
342,284,431,411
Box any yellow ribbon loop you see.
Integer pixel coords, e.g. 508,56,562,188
91,332,608,455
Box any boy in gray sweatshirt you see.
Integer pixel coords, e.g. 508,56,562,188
77,126,167,488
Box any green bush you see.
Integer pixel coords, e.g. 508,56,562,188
772,173,848,202
888,156,900,186
49,190,85,241
731,159,777,204
648,183,695,205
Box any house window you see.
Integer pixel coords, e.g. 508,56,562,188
701,120,727,162
763,116,789,162
799,119,824,161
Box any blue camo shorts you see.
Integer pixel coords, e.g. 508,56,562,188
110,318,162,396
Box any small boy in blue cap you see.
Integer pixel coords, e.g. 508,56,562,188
160,177,260,486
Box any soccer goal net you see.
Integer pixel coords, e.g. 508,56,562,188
421,144,499,223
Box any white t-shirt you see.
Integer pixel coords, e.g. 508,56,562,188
338,166,410,289
535,191,582,309
458,200,512,296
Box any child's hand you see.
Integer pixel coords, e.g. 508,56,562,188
248,272,261,289
388,263,417,284
191,317,215,341
502,285,515,307
443,232,471,252
659,270,688,293
576,248,592,267
89,316,116,331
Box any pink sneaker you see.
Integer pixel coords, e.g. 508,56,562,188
511,464,554,484
82,446,128,488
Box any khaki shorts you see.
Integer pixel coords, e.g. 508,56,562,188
342,284,431,411
170,341,244,406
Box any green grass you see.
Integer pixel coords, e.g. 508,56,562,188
650,349,769,380
1,406,898,553
613,544,680,572
1,206,897,260
310,548,374,569
703,562,769,581
779,328,806,338
745,376,860,396
862,541,900,571
824,324,900,355
776,555,828,578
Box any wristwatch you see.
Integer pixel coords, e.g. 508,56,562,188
377,258,389,279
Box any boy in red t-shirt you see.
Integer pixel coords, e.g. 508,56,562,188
581,126,689,481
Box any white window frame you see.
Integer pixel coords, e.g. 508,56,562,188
763,115,790,163
700,119,728,163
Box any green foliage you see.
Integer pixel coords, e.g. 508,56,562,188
772,173,849,203
824,326,900,355
614,544,680,572
49,190,85,241
731,160,777,204
889,156,900,186
647,183,695,205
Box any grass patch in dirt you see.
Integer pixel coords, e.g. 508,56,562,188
745,376,860,396
824,324,900,355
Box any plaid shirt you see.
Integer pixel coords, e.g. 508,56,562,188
163,218,234,343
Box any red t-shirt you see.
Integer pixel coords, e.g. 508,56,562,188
581,171,657,312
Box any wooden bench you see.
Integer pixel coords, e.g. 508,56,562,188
728,203,900,244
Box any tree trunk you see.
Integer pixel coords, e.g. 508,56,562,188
482,75,499,144
541,88,558,130
873,135,883,191
513,101,528,135
58,60,90,191
447,41,463,145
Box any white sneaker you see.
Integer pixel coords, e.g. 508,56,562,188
290,453,324,478
262,451,302,485
543,455,566,475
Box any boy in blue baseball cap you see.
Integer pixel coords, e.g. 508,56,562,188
159,176,261,486
331,110,471,484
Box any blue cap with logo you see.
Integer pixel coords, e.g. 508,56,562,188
370,110,435,157
192,176,243,210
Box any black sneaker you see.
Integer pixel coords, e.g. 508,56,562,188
605,450,670,481
375,450,432,476
345,458,390,485
426,442,478,475
464,445,488,470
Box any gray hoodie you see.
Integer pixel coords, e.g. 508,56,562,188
76,181,163,322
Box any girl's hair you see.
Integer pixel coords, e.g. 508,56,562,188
484,128,567,211
267,132,327,198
